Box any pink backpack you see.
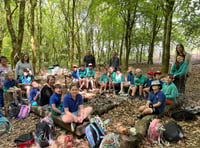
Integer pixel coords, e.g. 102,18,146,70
18,105,30,119
147,119,165,146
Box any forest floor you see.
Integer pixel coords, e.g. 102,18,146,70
0,64,200,148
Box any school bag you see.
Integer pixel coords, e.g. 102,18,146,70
99,133,120,148
8,99,20,119
185,106,200,115
85,116,107,148
34,116,54,147
147,119,165,146
163,121,184,142
18,105,30,119
14,132,34,148
0,116,12,136
170,110,195,121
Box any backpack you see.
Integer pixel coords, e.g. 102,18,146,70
99,133,120,148
147,119,165,146
18,105,30,119
0,117,12,136
14,132,34,148
163,121,184,142
8,99,20,119
170,110,196,121
34,116,54,148
185,106,200,115
85,116,107,148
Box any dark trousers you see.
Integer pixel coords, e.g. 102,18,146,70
174,74,186,93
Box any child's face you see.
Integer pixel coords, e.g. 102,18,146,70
155,74,160,80
116,70,120,74
73,66,78,71
71,86,79,96
8,74,14,80
32,81,39,88
89,66,93,69
152,85,160,91
148,74,153,78
109,67,114,73
166,76,172,84
55,87,62,94
177,56,184,63
48,77,55,86
103,69,107,74
23,71,29,76
136,72,142,77
80,66,84,70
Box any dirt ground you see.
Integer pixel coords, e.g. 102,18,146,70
0,64,200,148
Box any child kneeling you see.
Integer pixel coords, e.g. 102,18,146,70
62,84,93,131
137,80,166,119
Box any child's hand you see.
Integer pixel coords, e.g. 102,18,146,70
36,91,40,95
73,116,78,123
134,78,138,81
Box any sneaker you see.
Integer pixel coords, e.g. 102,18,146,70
113,91,116,95
131,96,135,100
119,90,123,94
79,88,82,91
137,114,144,119
71,122,76,132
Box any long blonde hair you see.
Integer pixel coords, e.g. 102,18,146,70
4,72,14,79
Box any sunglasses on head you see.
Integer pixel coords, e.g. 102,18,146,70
73,66,77,68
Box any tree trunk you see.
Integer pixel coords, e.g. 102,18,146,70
4,0,26,68
30,0,37,74
161,0,175,73
119,33,124,65
38,0,42,73
0,3,5,54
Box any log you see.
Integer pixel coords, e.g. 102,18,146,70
121,95,186,147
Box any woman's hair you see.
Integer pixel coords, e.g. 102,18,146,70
175,44,186,56
4,72,14,79
0,56,8,63
47,75,55,83
21,53,29,63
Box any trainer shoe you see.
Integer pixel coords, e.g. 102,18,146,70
71,122,76,132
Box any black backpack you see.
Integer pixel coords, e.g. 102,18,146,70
163,121,184,142
14,132,34,148
34,121,53,147
8,100,20,119
170,110,196,121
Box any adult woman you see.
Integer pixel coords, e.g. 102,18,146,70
0,56,12,107
15,53,33,78
40,75,56,106
175,44,192,76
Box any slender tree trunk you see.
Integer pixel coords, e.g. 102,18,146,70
119,33,124,65
38,0,42,73
161,0,175,73
0,4,5,54
4,0,26,68
30,0,37,74
140,44,143,63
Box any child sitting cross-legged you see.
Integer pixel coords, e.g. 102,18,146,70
137,80,166,119
71,65,79,84
162,74,178,105
113,68,124,95
99,67,109,93
78,64,87,91
108,66,116,92
62,84,93,132
49,84,63,116
29,80,40,106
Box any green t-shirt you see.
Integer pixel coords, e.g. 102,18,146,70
134,74,146,85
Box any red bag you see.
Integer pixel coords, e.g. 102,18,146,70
14,132,34,148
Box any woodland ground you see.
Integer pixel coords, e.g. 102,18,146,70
0,64,200,148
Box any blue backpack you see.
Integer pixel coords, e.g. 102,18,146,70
85,116,106,148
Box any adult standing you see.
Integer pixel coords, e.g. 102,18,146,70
109,51,120,70
83,49,96,67
174,44,192,76
40,75,56,106
0,56,12,107
15,53,34,78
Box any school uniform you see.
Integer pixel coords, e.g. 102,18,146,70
162,82,178,104
29,88,40,106
71,70,79,82
127,72,134,85
100,73,109,84
49,93,62,115
78,68,86,78
134,74,146,86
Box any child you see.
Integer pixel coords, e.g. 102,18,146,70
130,68,146,100
29,81,40,106
170,55,187,93
113,68,124,94
137,80,166,119
108,66,116,92
143,71,155,99
154,70,163,85
18,68,34,98
71,65,79,83
162,74,179,105
3,72,21,116
100,67,109,93
50,84,63,115
62,84,93,131
78,64,87,91
86,63,95,91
